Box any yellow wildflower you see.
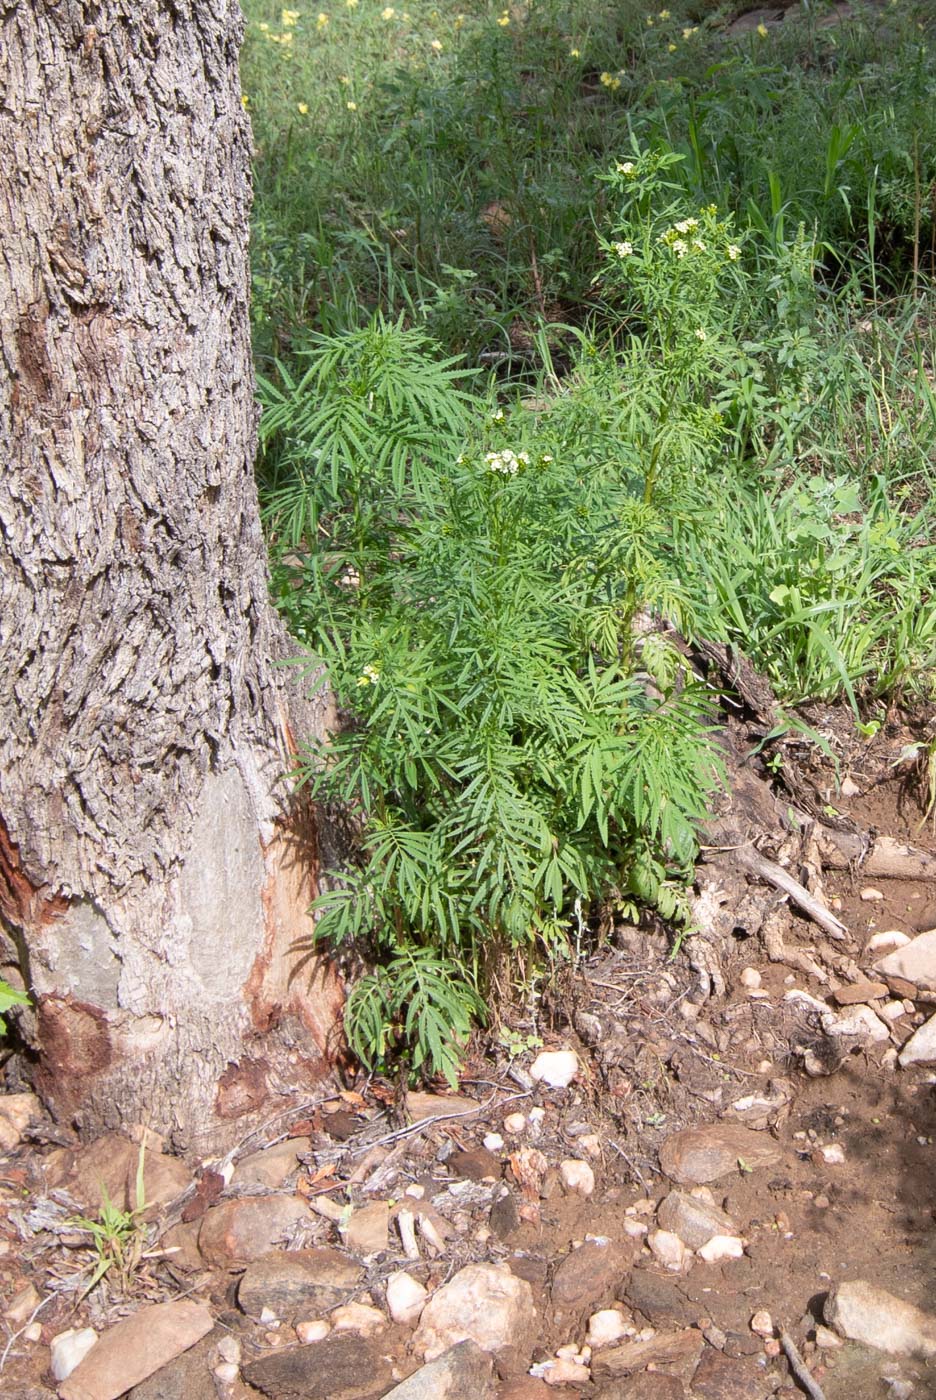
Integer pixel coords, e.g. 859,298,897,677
280,30,293,44
346,0,358,7
241,93,250,107
381,5,395,16
258,21,270,30
668,42,676,51
756,22,768,36
356,663,380,687
658,8,670,17
317,11,329,27
339,73,350,82
347,100,358,110
455,14,466,28
431,37,443,50
297,101,309,113
281,8,300,24
569,47,580,57
682,25,697,37
497,10,510,25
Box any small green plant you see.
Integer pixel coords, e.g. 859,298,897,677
0,980,29,1036
67,1143,149,1299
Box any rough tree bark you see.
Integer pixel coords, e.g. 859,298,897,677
0,0,342,1153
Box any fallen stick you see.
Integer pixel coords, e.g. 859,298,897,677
779,1325,827,1400
818,831,936,881
733,844,849,941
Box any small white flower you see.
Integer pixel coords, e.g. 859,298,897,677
727,244,741,261
671,238,688,257
612,240,633,258
695,327,707,342
692,238,706,251
542,453,554,462
674,219,690,234
615,160,636,176
356,663,381,687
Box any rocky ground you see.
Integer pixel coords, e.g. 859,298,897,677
2,714,936,1400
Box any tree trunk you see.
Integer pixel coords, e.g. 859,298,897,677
0,0,342,1154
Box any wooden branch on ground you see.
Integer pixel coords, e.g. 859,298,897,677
726,844,849,941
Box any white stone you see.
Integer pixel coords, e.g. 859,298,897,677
503,1112,527,1134
820,1143,846,1164
217,1336,241,1364
259,1307,278,1325
697,1235,745,1263
483,1132,504,1152
656,1189,737,1250
529,1050,579,1088
556,1343,580,1360
881,1001,907,1022
751,1310,773,1337
874,929,936,994
413,1263,537,1363
386,1271,429,1326
51,1328,98,1383
214,1362,240,1384
826,1280,936,1358
815,1325,843,1349
861,887,885,902
528,1107,546,1128
841,776,861,797
586,1309,633,1349
821,1004,890,1041
785,989,829,1014
541,1356,590,1386
578,1134,602,1159
296,1319,330,1344
898,1011,936,1066
866,930,911,957
647,1229,691,1272
622,1218,648,1239
739,967,762,990
559,1160,595,1196
331,1302,387,1336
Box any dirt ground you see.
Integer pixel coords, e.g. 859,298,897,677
1,712,935,1398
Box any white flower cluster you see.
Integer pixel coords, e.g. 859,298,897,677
612,240,634,258
485,449,529,475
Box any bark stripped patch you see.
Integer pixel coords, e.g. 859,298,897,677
215,1057,271,1120
35,995,113,1118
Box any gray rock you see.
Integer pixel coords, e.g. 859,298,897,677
51,1328,98,1384
379,1341,496,1398
551,1239,632,1321
656,1191,737,1251
873,928,936,992
233,1139,303,1190
198,1195,310,1267
238,1248,363,1320
898,1010,936,1066
243,1335,393,1399
658,1125,782,1186
624,1271,697,1328
690,1347,769,1399
825,1280,936,1359
594,1374,686,1399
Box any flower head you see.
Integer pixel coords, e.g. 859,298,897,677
671,238,687,257
727,243,741,261
569,47,580,57
615,160,636,176
694,327,707,342
297,101,309,113
346,100,357,110
356,663,381,687
381,6,395,17
756,22,769,36
281,8,300,24
431,37,443,50
497,9,510,24
682,25,697,38
612,240,633,258
658,9,670,18
316,11,329,27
